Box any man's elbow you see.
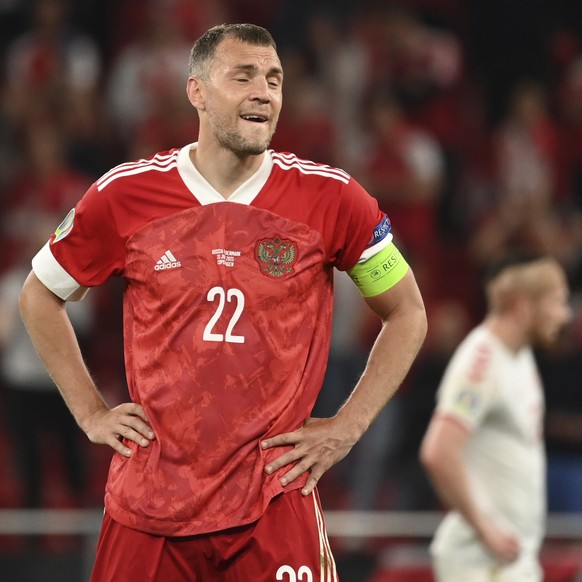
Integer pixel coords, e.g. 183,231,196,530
403,293,428,354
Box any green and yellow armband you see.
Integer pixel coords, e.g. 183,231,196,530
347,242,409,297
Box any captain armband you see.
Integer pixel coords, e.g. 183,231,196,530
347,242,409,297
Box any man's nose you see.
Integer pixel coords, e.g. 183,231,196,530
250,77,271,102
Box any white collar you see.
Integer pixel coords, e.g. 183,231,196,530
177,142,273,206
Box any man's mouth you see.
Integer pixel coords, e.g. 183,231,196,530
240,115,268,123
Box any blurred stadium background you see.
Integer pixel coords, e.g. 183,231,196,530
1,0,582,580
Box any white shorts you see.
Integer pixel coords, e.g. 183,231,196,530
433,552,542,582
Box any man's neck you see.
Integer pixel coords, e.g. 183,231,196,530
484,316,528,354
190,144,264,199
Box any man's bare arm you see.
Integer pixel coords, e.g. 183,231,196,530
261,268,427,495
19,271,155,456
420,414,520,563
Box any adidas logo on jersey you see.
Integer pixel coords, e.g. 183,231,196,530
155,250,182,270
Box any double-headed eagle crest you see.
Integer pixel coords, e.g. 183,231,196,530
255,235,297,277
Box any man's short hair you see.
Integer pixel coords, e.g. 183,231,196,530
484,250,546,288
484,251,565,312
188,23,277,79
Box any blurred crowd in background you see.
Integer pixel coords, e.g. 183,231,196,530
1,0,582,522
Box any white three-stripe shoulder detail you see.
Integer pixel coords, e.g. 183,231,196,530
271,152,350,184
97,152,179,191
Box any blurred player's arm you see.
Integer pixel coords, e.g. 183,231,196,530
262,267,427,495
19,271,154,456
420,414,520,563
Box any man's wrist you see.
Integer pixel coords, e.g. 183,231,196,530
73,392,110,433
332,408,368,445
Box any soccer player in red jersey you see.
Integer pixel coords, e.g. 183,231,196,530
19,23,427,581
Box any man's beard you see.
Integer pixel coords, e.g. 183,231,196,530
218,130,270,155
216,124,275,156
531,327,559,350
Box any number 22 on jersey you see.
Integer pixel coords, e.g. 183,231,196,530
203,286,245,343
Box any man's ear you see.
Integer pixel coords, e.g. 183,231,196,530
187,76,206,111
515,294,534,325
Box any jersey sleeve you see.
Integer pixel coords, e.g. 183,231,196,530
435,341,499,432
332,177,393,272
32,181,126,299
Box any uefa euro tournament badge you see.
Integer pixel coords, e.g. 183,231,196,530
53,208,76,242
255,235,297,277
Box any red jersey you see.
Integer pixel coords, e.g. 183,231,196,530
32,144,391,536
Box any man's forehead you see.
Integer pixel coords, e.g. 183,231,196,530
214,38,282,71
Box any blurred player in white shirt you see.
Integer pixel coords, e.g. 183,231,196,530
421,253,572,582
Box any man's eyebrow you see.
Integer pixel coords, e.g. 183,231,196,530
232,64,283,77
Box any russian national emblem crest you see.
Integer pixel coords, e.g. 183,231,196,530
255,235,297,277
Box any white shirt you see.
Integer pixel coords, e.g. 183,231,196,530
431,325,545,563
